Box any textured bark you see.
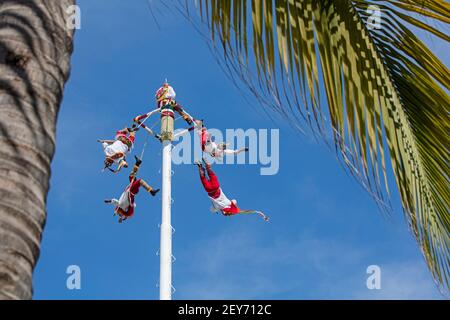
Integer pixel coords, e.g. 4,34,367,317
0,0,75,299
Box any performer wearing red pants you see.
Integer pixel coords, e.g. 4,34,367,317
196,159,269,221
105,156,160,223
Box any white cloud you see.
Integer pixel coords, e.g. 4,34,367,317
174,226,445,299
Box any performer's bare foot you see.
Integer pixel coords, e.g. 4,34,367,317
117,159,128,170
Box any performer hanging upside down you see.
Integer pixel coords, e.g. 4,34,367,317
98,126,138,173
196,159,269,221
195,120,249,159
104,156,160,223
155,80,195,126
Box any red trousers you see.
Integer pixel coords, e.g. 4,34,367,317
119,178,142,217
127,177,142,203
200,168,221,199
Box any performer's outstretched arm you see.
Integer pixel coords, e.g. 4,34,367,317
104,198,120,206
98,139,115,144
223,147,249,155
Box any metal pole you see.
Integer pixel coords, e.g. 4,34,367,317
159,106,174,300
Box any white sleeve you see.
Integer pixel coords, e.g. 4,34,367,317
168,86,176,99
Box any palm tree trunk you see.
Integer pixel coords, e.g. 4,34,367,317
0,0,75,299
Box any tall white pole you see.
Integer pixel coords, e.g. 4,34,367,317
159,107,174,300
159,139,172,300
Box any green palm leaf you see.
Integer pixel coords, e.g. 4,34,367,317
179,0,450,292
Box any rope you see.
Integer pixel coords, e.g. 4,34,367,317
120,128,152,192
135,114,162,141
148,118,161,131
140,132,150,160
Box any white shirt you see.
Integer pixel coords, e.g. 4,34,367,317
156,85,176,100
204,141,225,158
165,86,176,99
113,190,136,211
209,188,232,212
102,140,129,163
197,128,224,158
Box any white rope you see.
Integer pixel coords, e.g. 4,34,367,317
140,134,150,160
148,118,161,131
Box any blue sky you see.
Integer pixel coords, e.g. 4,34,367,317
32,0,447,299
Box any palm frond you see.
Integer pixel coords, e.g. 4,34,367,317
178,0,450,292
